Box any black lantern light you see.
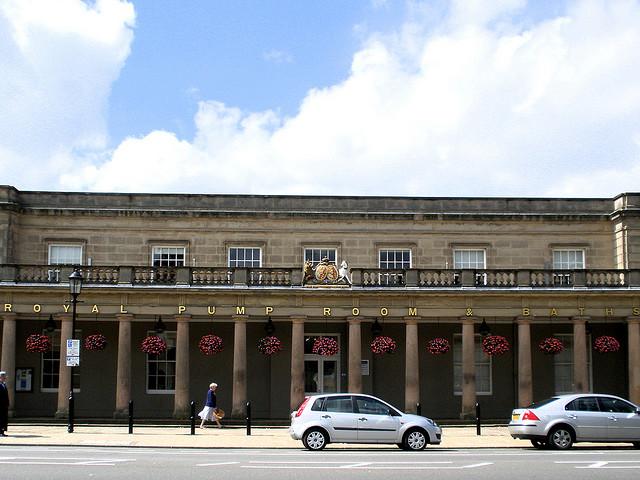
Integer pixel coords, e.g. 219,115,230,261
265,316,275,335
45,314,56,333
155,315,166,334
479,319,491,337
372,318,383,337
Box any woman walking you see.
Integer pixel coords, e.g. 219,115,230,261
198,382,222,429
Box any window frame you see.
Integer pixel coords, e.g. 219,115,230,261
453,333,492,395
552,249,585,270
378,249,412,269
40,329,81,393
151,246,186,267
146,331,177,394
304,248,338,267
48,244,83,266
228,246,262,268
453,249,486,269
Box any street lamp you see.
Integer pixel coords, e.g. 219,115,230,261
68,268,83,433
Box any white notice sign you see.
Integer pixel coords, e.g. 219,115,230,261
66,339,80,357
66,356,80,367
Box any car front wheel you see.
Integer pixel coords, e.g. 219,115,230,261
403,428,428,451
548,427,573,450
303,428,328,451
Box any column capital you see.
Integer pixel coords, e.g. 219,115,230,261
290,316,307,324
115,313,134,322
516,316,534,325
571,316,591,324
460,316,477,325
174,314,192,323
55,313,72,322
1,313,17,321
404,316,420,324
627,316,640,325
232,315,248,322
347,316,361,324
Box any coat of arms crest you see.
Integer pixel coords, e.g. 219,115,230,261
303,257,351,286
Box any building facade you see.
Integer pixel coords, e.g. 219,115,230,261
0,185,639,420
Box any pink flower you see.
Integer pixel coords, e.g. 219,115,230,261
83,333,107,351
25,334,52,353
427,338,451,355
141,335,167,355
482,335,510,356
370,336,397,355
312,337,339,356
593,335,621,354
258,336,283,356
199,334,224,355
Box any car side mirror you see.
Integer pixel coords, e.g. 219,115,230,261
636,408,640,415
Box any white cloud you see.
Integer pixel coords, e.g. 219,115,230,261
0,0,135,188
5,0,640,197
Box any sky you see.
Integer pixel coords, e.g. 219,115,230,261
1,0,639,197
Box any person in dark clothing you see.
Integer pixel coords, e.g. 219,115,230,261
198,382,222,428
0,371,9,436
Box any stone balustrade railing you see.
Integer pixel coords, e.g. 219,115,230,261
1,265,638,289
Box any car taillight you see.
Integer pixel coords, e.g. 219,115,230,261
521,410,540,421
295,397,310,417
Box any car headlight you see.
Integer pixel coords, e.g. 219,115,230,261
425,418,437,427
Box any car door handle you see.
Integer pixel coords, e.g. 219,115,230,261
358,417,367,422
566,414,577,419
608,416,617,421
322,415,331,419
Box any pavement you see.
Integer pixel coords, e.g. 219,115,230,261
0,424,547,449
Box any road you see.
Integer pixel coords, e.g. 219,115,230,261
0,446,639,479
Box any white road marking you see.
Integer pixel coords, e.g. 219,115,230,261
242,461,493,470
556,460,640,469
0,456,132,466
196,462,240,466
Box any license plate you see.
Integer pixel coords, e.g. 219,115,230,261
511,413,520,421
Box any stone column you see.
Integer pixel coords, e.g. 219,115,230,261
461,316,476,419
114,314,133,418
173,314,191,418
1,314,17,417
231,315,247,418
572,316,589,393
517,316,533,407
290,317,305,411
55,314,72,418
405,318,419,413
628,317,640,404
347,317,362,393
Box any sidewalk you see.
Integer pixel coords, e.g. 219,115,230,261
0,424,531,449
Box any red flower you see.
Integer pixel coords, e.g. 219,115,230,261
538,337,564,354
370,336,397,355
199,334,224,355
312,337,339,356
140,335,167,355
482,335,510,356
26,334,52,353
83,333,107,351
427,338,451,355
258,336,284,356
593,335,621,354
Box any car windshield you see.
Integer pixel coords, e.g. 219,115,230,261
526,397,559,409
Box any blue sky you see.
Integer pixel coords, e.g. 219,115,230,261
1,0,639,196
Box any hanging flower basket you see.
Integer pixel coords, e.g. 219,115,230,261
25,334,52,353
593,335,621,354
427,337,451,355
538,336,564,354
482,335,510,356
83,333,107,351
370,335,397,355
198,334,224,356
141,335,167,355
257,336,284,356
312,336,339,356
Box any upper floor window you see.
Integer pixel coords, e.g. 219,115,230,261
49,245,82,265
152,247,185,267
553,249,585,270
304,248,337,267
453,249,486,269
228,247,262,268
379,249,411,269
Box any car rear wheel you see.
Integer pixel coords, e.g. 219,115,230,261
303,428,328,451
548,426,574,450
530,439,547,449
403,428,427,451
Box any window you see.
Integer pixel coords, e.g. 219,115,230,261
146,332,176,393
566,397,599,412
49,245,82,265
323,396,353,413
598,397,636,413
355,397,390,415
379,250,411,269
41,330,81,392
453,334,491,395
152,247,185,267
553,334,592,394
228,247,261,268
453,249,486,269
304,248,337,267
553,249,585,270
304,335,340,394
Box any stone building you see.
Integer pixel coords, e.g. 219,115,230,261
0,185,639,420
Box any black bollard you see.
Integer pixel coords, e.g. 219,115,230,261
190,401,196,435
68,393,74,433
475,402,481,436
128,400,134,434
416,402,422,416
246,401,252,436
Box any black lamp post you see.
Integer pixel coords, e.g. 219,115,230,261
68,268,83,433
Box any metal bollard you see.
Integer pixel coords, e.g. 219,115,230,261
246,401,252,436
416,402,422,416
128,400,134,434
475,402,481,436
190,401,196,435
68,393,74,433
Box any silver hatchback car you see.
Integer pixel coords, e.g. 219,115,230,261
509,393,640,449
289,393,442,451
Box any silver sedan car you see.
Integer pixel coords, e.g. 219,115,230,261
289,393,442,450
509,393,640,449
